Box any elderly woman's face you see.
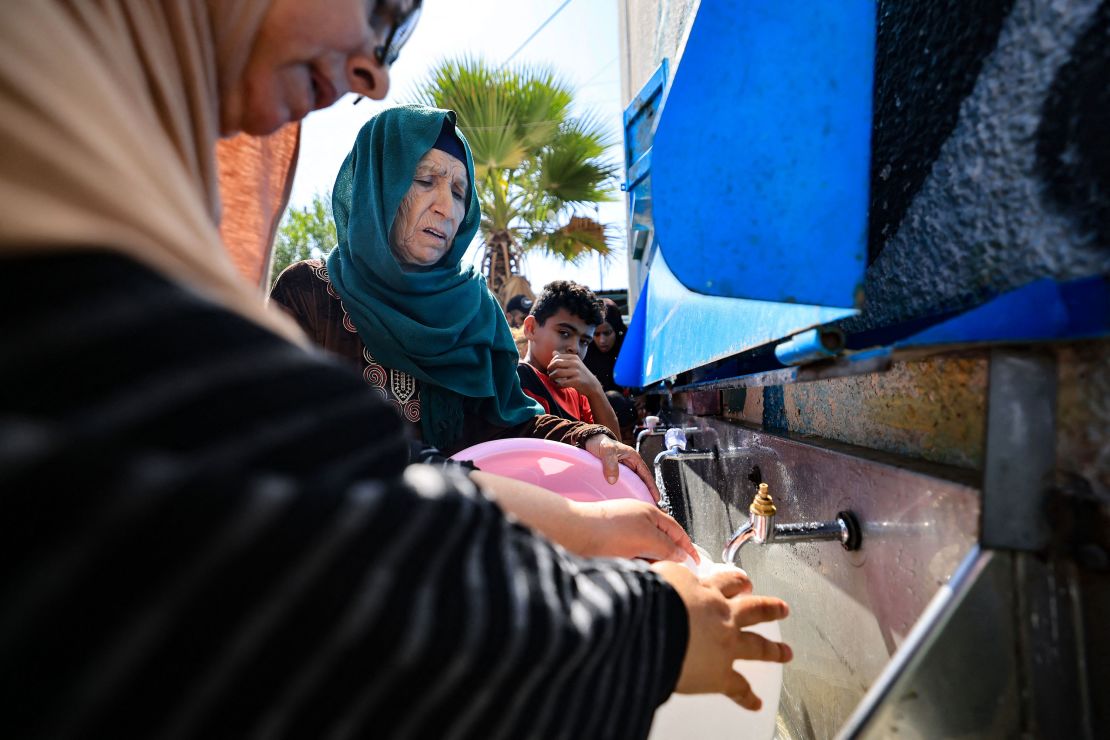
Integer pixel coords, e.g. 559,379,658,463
223,0,419,135
389,149,468,267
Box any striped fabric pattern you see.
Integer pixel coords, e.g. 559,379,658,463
0,253,687,739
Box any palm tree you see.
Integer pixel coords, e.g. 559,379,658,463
413,57,618,300
269,191,336,287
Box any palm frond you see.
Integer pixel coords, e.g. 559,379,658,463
509,67,573,152
409,58,618,283
528,215,613,264
414,57,526,174
537,122,619,206
558,110,618,154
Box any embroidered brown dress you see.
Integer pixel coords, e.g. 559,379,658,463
270,259,611,455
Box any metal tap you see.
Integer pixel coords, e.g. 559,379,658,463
722,483,862,565
634,415,663,453
651,427,687,515
636,416,720,455
651,428,728,516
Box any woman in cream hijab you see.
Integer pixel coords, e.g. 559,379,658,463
0,0,401,335
0,2,792,738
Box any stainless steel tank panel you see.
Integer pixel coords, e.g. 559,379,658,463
659,413,981,739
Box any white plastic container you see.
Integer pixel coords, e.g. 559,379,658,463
649,547,783,740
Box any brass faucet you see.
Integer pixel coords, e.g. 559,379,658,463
722,483,861,565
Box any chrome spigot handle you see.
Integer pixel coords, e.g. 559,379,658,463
634,416,663,453
651,428,686,519
663,427,687,452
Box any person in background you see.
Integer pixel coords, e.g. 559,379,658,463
518,280,623,439
585,297,628,394
270,104,692,555
269,107,648,480
505,293,533,328
608,389,639,446
0,1,792,737
510,325,529,358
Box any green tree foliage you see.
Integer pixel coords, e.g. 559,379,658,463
269,192,336,287
413,57,618,299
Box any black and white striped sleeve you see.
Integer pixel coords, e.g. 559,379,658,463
0,253,688,740
1,448,686,740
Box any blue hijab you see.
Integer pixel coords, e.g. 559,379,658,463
326,105,542,448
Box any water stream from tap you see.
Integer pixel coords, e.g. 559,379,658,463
654,458,674,516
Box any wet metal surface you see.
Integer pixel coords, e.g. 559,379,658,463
655,414,980,739
839,548,1022,739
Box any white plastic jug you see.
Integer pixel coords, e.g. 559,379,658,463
648,547,783,740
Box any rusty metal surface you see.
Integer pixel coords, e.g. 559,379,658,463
1057,339,1110,500
708,353,989,471
659,414,981,739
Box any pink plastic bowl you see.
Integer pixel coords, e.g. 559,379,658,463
450,438,655,505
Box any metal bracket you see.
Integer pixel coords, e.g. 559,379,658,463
981,348,1057,551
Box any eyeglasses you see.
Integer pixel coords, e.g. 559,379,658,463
353,1,422,106
371,0,423,67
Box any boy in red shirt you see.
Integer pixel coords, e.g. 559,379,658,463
517,281,621,438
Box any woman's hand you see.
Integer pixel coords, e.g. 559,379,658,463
651,562,793,710
468,471,695,562
583,433,661,500
568,499,698,562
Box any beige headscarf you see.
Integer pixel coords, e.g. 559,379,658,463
0,0,303,341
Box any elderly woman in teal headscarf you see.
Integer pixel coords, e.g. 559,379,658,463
270,105,660,496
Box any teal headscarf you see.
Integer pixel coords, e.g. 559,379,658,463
326,105,542,449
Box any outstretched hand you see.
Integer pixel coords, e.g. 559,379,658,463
469,470,695,562
583,433,661,501
651,562,793,710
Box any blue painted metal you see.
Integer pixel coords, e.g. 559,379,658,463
614,281,649,387
623,62,668,263
625,149,653,194
774,327,845,366
622,60,668,187
614,250,856,386
668,276,1109,392
628,190,653,261
651,0,874,307
897,276,1110,348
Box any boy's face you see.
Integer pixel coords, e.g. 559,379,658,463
523,308,596,368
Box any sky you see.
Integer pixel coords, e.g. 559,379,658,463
289,0,629,292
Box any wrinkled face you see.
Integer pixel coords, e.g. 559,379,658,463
593,321,616,353
223,0,419,135
523,308,596,367
389,148,468,267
